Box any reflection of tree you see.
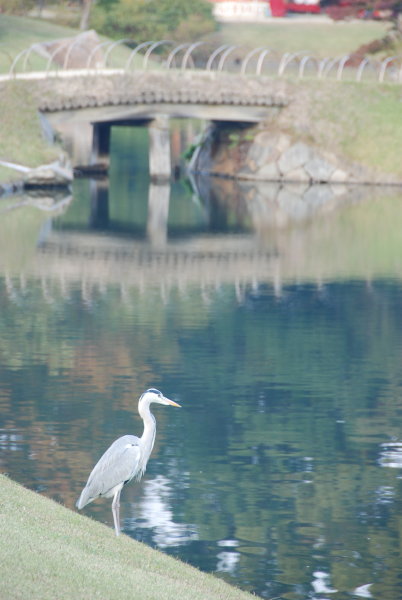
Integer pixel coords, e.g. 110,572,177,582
0,206,47,272
164,282,402,597
1,278,402,597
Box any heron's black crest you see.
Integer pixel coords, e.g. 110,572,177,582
146,388,162,395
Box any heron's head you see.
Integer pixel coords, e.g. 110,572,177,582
140,388,181,408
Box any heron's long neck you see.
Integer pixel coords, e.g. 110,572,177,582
139,400,156,460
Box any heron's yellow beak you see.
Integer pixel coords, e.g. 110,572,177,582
166,398,181,407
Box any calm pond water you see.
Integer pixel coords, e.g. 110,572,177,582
2,127,402,599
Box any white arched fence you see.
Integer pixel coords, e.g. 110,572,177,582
2,36,401,84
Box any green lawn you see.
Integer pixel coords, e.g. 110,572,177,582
0,14,79,46
0,475,254,600
0,15,399,184
0,14,139,73
0,15,81,72
0,14,80,52
204,20,390,57
302,80,402,176
0,13,391,73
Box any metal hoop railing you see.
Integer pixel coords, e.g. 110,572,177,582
317,57,331,78
9,47,31,75
255,48,274,76
103,38,132,67
298,55,319,78
2,37,402,85
336,55,350,80
217,45,239,72
125,41,155,71
278,51,308,76
45,40,72,74
143,40,173,69
356,57,371,82
166,43,190,69
378,56,398,83
22,43,42,72
63,35,87,69
241,47,264,75
206,45,231,71
181,41,207,70
322,54,350,80
85,40,111,69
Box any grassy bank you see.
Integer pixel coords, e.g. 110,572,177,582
0,15,400,186
0,15,78,54
0,15,80,72
208,20,389,57
0,474,253,600
278,79,402,178
0,17,75,184
0,14,390,62
1,76,402,187
0,81,60,170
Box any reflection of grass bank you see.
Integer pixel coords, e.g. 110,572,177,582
0,474,253,600
272,190,402,281
0,199,48,270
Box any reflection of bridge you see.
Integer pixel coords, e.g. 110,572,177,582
0,175,386,304
36,231,279,293
2,228,285,305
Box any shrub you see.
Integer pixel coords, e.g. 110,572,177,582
90,0,216,42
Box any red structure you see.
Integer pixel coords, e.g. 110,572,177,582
270,0,287,16
285,0,321,13
210,0,321,20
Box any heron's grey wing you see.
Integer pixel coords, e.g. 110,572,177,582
76,435,141,509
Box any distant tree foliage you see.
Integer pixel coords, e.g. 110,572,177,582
0,0,36,14
90,0,216,42
324,0,402,25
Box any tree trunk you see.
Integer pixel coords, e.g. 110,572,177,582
79,0,92,31
397,13,402,34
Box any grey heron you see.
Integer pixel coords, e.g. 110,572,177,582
76,388,181,536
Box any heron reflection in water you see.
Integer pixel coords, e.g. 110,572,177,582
76,388,181,536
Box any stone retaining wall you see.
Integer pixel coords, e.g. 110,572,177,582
190,123,399,185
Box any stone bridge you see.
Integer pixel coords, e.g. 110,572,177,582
34,70,289,180
2,33,400,181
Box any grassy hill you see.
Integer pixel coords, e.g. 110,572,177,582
0,15,399,185
0,13,79,46
0,13,390,66
208,19,389,58
0,14,79,70
0,474,254,600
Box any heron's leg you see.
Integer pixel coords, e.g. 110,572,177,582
112,488,122,536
